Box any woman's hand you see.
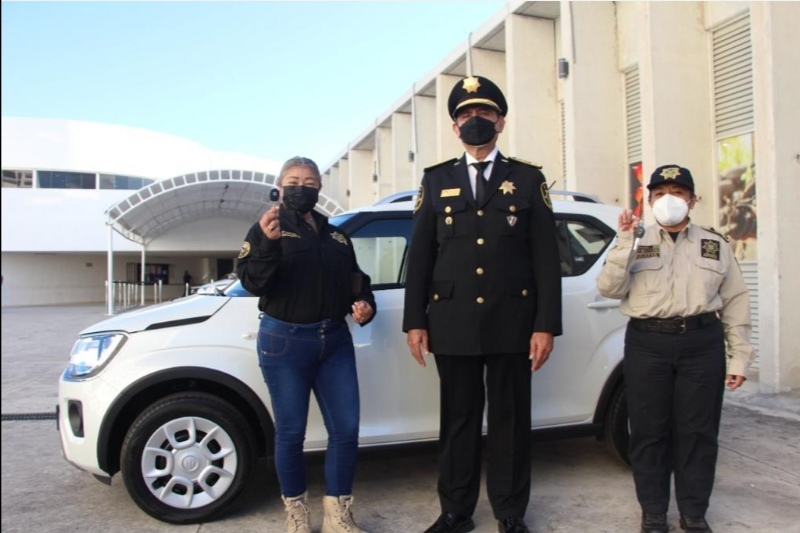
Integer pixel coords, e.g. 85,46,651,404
351,300,373,325
259,206,281,240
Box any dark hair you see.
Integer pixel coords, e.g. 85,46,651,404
278,156,321,186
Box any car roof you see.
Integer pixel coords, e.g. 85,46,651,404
334,194,623,228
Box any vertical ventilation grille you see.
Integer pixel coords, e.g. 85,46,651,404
625,67,642,163
713,12,754,137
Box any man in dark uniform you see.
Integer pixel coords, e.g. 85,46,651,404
403,75,562,533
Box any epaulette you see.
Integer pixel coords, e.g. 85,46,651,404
423,158,458,173
507,156,542,169
702,225,730,242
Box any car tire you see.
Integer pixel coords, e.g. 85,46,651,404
604,382,630,466
120,392,256,524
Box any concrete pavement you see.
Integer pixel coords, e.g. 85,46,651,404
2,304,799,533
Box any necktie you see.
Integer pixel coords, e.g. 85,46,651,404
472,161,490,205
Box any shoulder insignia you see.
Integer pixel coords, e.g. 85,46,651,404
509,157,542,169
330,231,348,245
702,225,730,242
540,182,553,210
423,158,458,173
238,241,251,259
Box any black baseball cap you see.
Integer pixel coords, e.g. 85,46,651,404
647,164,695,194
447,75,508,119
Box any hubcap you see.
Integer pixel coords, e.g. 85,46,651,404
140,416,238,509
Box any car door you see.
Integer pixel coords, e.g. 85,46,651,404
530,213,624,427
340,212,442,445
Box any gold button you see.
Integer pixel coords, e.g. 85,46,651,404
477,209,484,216
477,238,484,245
476,268,484,275
445,206,452,213
476,297,484,304
445,216,453,225
510,205,517,212
433,294,439,301
522,289,528,296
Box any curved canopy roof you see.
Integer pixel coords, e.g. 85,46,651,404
106,169,345,244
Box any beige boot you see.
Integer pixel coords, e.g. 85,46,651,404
282,493,311,533
321,495,369,533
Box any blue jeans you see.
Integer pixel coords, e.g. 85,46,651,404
257,315,360,498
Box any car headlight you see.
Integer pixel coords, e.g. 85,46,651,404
65,333,128,379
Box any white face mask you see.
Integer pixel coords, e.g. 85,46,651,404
651,194,689,227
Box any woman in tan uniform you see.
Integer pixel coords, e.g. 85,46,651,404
597,164,753,533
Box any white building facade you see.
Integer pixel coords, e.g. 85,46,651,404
318,1,799,392
0,117,344,311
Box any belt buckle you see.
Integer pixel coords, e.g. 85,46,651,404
674,317,687,334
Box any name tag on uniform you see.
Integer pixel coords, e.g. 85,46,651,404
441,188,460,197
635,245,660,259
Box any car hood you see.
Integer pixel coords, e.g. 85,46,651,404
79,295,231,335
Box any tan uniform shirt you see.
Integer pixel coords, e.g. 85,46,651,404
596,222,754,377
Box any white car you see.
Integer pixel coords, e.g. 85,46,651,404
57,192,628,524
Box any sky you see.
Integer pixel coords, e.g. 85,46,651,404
1,1,506,169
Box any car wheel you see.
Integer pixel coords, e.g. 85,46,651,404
604,382,630,466
120,392,256,524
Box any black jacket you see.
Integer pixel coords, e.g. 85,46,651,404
402,153,562,355
237,206,375,325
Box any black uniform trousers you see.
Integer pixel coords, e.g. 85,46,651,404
434,352,532,520
624,320,726,517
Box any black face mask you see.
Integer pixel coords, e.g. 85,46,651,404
458,116,498,146
282,186,319,214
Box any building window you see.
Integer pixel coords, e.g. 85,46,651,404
37,171,96,189
2,169,34,188
99,174,155,190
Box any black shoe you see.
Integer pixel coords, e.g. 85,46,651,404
641,512,668,533
498,516,529,533
680,515,712,533
423,512,475,533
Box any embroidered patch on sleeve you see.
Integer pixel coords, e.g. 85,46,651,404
414,185,424,212
238,241,251,259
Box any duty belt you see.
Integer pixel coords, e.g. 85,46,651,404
629,312,719,334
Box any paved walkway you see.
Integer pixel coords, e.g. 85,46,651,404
2,304,799,533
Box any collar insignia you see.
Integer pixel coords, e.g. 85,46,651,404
462,76,480,93
660,167,681,180
330,231,348,245
499,180,516,195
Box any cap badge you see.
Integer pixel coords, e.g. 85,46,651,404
660,167,681,180
462,76,481,93
499,180,516,195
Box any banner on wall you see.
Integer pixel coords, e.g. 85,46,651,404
717,133,756,260
629,162,643,219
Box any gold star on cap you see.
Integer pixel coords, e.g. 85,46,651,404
660,167,681,180
499,180,516,195
462,76,481,93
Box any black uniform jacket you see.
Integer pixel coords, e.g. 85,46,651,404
402,153,562,355
237,206,376,326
